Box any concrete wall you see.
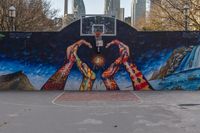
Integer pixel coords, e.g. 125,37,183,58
0,19,200,91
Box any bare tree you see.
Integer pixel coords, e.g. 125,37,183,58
139,0,200,31
0,0,60,31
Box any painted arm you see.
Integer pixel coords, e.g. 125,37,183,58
41,42,77,90
104,40,153,91
101,40,129,91
72,40,96,91
41,40,92,91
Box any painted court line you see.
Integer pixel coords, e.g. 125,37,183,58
51,91,66,107
51,91,142,108
0,98,58,108
0,91,142,109
0,92,65,108
130,91,143,104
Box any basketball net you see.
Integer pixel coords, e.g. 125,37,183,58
95,32,103,53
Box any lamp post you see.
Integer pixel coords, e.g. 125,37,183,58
8,5,16,31
183,3,189,31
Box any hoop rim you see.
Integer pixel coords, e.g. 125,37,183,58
94,32,103,37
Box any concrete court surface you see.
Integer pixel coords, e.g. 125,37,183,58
0,91,200,133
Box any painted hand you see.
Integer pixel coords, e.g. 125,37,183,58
67,39,92,60
106,40,130,56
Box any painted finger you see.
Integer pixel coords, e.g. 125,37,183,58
79,40,92,48
106,40,117,48
83,41,92,48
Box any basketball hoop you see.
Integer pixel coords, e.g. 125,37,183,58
94,32,103,53
80,15,117,36
80,15,116,53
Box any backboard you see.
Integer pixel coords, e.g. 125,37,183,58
80,15,117,36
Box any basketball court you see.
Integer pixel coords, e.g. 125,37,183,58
1,91,200,133
0,14,200,133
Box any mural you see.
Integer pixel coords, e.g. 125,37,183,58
0,18,200,91
42,39,152,91
101,40,152,91
41,40,96,91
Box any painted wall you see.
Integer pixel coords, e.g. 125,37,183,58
0,19,200,91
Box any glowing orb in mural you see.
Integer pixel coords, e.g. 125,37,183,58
92,55,105,67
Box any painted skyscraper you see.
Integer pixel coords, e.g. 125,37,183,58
72,0,86,18
131,0,146,26
104,0,121,19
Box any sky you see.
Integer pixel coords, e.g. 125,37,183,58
50,0,133,17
